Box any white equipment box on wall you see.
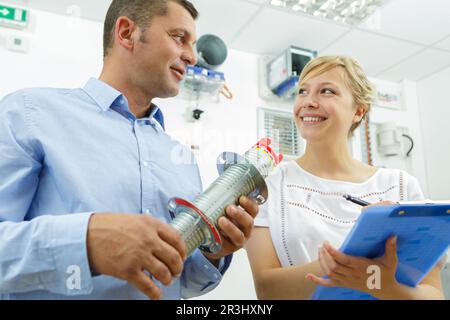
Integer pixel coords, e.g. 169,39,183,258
259,46,317,101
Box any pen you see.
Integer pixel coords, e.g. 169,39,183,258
342,194,372,207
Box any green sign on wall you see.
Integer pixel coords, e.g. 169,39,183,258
0,4,28,29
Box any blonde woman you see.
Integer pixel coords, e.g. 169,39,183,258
246,56,445,300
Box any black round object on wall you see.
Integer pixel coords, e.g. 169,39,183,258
195,34,228,70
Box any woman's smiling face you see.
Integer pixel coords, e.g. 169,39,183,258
294,67,364,143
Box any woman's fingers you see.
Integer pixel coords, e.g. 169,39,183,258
323,242,361,269
382,236,399,268
318,248,332,276
322,246,354,277
306,273,341,287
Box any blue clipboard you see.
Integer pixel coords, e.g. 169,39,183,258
311,203,450,300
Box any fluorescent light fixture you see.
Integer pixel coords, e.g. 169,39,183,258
271,0,286,6
270,0,390,25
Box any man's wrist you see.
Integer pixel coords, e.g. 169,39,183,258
201,250,221,268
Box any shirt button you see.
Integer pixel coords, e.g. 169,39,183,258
144,209,150,214
142,161,150,167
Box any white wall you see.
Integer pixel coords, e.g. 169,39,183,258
417,67,450,200
417,66,450,298
350,79,429,196
0,9,103,96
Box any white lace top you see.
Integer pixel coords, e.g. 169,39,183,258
255,160,425,267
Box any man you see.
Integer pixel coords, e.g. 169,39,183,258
0,0,258,300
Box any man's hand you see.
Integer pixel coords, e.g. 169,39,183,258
202,196,259,264
86,213,186,300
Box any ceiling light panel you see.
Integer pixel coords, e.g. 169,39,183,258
270,0,390,25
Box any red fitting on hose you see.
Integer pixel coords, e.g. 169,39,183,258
256,138,283,164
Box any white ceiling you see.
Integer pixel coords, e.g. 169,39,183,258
3,0,450,81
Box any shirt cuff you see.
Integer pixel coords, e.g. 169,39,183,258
46,212,95,295
196,251,234,292
219,254,233,275
192,250,224,291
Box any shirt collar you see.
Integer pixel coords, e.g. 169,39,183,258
83,77,123,112
82,77,165,130
152,107,165,131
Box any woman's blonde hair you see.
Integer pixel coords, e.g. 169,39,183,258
298,55,375,135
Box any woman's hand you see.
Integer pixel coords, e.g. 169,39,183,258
306,236,400,299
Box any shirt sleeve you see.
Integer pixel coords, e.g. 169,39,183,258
180,249,226,299
254,165,283,228
0,91,94,295
255,202,270,227
404,172,425,201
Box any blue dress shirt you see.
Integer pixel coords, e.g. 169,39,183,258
0,78,229,300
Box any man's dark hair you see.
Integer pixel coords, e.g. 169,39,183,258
103,0,198,58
